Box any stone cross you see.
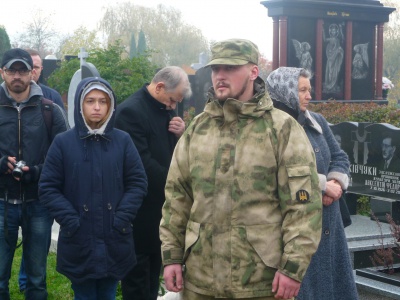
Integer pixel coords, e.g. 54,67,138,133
67,48,100,127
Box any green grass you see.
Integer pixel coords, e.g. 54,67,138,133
9,243,123,299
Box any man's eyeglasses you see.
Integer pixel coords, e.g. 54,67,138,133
3,68,31,76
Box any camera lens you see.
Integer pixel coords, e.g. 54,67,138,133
12,161,26,179
12,169,23,179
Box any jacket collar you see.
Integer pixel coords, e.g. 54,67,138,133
304,110,322,134
204,77,273,121
143,84,170,111
0,81,42,105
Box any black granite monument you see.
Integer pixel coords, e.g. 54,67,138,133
330,122,400,222
261,0,395,101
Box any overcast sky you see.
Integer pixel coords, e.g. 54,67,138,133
1,0,273,59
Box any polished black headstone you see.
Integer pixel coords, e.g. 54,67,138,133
190,67,212,115
330,122,400,200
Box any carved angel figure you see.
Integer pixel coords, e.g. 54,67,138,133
292,39,313,73
323,23,344,93
351,43,369,80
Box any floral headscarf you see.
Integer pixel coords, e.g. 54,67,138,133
266,67,306,124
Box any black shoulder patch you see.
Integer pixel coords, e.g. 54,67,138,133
296,190,310,203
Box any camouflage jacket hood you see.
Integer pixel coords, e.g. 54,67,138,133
160,77,322,298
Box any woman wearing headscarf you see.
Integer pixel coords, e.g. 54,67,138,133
266,67,358,300
39,77,148,299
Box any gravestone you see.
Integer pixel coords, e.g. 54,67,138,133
67,48,100,127
189,66,212,115
190,52,208,71
261,0,395,101
41,57,60,86
330,122,400,222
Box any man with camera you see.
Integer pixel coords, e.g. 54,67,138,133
0,48,69,300
16,49,67,295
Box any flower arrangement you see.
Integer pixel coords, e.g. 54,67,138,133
382,77,394,91
382,77,394,98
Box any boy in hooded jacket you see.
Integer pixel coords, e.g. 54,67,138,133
39,77,147,299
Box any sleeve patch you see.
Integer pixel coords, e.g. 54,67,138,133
296,190,310,203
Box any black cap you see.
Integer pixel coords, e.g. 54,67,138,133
1,48,33,70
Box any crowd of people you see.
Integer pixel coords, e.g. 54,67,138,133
0,40,358,300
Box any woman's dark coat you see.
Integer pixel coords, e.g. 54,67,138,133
296,112,358,300
39,77,147,283
266,67,358,300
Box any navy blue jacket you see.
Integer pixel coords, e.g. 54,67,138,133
39,77,147,283
39,83,65,110
0,82,69,201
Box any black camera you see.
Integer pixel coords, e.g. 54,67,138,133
12,160,26,179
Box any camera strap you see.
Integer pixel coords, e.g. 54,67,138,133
41,98,54,142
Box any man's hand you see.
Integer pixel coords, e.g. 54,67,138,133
21,165,41,183
163,264,184,292
272,271,300,299
169,117,185,138
0,156,16,174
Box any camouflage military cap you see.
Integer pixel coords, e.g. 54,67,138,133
207,39,259,66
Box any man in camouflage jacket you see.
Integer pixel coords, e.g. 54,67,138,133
160,39,322,299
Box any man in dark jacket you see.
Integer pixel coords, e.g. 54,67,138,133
16,48,67,294
0,48,69,300
115,66,192,300
26,48,65,110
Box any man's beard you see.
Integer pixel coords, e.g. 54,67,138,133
7,80,30,94
215,76,250,101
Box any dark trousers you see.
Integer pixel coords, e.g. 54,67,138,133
121,252,162,300
0,201,52,300
71,277,118,300
19,222,52,291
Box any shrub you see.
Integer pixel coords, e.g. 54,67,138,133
370,213,400,274
309,101,400,127
47,41,158,104
357,195,371,216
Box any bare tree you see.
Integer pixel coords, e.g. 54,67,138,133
58,26,102,59
14,10,60,57
382,1,400,77
383,1,400,39
381,0,400,101
99,3,209,67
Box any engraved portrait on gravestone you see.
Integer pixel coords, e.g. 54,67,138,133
379,136,400,172
330,122,359,165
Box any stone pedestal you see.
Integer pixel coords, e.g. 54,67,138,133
370,197,400,223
